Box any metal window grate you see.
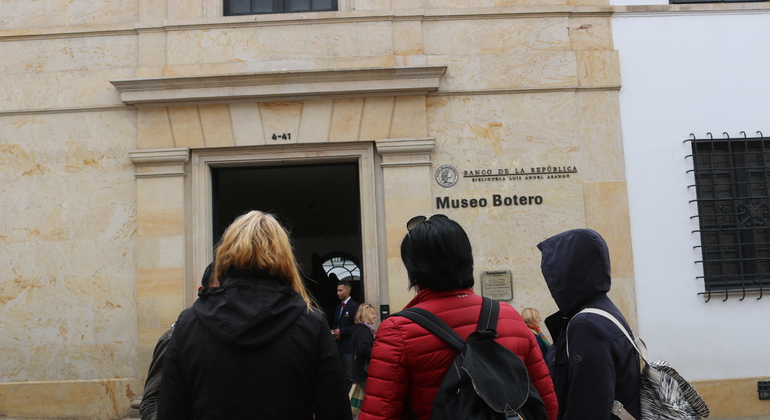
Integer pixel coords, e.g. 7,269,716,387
686,131,770,301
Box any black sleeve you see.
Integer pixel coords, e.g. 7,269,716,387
357,327,374,361
157,317,191,420
351,327,359,355
312,315,354,420
139,327,174,420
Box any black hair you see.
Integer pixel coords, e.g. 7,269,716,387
201,263,214,288
400,216,474,292
337,279,351,289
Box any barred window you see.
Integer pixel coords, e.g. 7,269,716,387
688,133,770,300
224,0,337,15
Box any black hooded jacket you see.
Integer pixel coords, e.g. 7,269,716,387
538,229,640,420
157,275,352,420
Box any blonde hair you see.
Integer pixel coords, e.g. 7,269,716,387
214,210,313,310
355,303,376,324
521,307,540,327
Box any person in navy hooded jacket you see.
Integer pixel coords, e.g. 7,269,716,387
538,229,641,420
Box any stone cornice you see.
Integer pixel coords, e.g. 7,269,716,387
0,86,619,116
160,7,613,29
110,66,447,107
429,86,621,96
112,67,446,92
376,139,436,156
0,24,137,42
129,148,190,178
0,105,131,116
376,138,436,168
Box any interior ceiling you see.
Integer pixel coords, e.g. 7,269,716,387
213,162,361,240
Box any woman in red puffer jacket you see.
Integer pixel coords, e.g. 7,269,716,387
358,215,558,420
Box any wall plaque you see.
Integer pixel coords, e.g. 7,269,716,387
434,163,578,187
480,270,513,301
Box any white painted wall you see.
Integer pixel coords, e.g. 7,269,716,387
612,11,770,380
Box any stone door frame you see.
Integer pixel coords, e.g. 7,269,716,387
189,141,382,308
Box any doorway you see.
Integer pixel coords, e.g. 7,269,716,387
211,162,364,324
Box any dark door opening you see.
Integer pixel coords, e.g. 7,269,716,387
212,162,364,324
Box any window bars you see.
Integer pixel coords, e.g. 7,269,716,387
686,132,770,301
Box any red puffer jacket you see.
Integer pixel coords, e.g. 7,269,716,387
359,288,558,420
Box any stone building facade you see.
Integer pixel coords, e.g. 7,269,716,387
3,0,762,418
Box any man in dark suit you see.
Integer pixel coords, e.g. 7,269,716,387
331,279,360,392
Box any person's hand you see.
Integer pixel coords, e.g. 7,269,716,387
332,329,340,340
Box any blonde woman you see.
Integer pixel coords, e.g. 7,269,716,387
157,210,352,420
522,307,551,358
350,303,377,388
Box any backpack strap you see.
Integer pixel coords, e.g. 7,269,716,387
477,297,500,331
390,297,501,352
611,401,637,420
568,308,647,420
469,297,500,342
573,308,649,364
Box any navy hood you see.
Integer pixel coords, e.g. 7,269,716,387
192,276,308,349
537,229,612,317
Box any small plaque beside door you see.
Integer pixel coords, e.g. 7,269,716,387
480,270,513,301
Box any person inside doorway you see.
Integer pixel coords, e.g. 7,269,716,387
332,278,360,392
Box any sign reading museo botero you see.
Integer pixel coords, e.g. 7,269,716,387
434,164,577,210
436,194,543,209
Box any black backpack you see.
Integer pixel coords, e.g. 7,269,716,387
392,297,548,420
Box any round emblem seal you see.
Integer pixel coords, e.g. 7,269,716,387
435,164,459,188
